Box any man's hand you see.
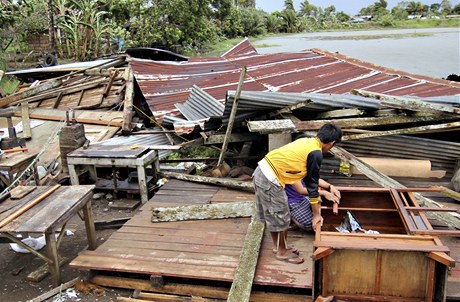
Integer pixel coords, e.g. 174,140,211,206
330,185,341,199
312,214,323,229
322,191,340,205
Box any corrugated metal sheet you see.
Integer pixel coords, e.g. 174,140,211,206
93,132,181,159
175,85,224,120
130,40,460,123
340,135,460,177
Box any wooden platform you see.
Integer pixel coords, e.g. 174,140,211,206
70,179,460,300
70,179,313,298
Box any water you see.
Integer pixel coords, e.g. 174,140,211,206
253,27,460,79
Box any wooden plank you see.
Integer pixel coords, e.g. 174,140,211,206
151,201,255,222
227,218,264,302
91,275,311,302
10,185,36,199
428,251,456,267
162,172,254,192
247,119,296,134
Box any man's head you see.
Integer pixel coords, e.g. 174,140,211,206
317,123,342,153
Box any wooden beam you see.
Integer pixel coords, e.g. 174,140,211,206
227,217,265,302
296,114,457,131
343,121,460,141
122,68,134,134
91,275,311,302
431,186,460,203
218,67,246,167
316,108,365,119
21,101,31,139
330,146,460,230
151,201,255,222
204,133,261,145
161,172,254,192
248,119,296,134
352,89,460,115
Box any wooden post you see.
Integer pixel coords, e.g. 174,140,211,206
217,67,246,167
122,68,134,134
21,101,32,139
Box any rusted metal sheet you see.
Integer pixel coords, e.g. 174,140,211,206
130,40,460,124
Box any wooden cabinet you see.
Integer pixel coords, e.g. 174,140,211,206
313,188,457,302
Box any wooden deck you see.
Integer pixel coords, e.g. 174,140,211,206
70,179,313,296
70,179,460,300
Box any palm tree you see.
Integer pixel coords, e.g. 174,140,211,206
280,8,297,33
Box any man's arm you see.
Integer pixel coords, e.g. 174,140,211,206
305,150,323,228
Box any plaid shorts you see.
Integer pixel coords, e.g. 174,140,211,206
289,197,313,231
253,166,290,232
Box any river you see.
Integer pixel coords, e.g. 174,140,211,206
253,27,460,79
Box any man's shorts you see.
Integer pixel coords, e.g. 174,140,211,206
289,197,313,231
253,166,290,232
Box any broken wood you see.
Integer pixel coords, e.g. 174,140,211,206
103,70,118,97
161,172,254,192
330,146,460,230
10,185,36,199
27,277,79,302
227,217,264,302
431,186,460,203
91,275,311,302
352,89,460,115
0,79,63,108
296,114,458,131
316,108,365,119
217,66,246,167
151,201,254,222
343,121,460,141
0,184,61,228
26,257,69,282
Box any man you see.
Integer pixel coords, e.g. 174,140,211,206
252,123,342,264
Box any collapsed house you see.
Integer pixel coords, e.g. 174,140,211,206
0,38,459,301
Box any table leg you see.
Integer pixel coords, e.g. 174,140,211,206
45,231,61,286
82,199,97,250
137,164,148,203
68,164,80,185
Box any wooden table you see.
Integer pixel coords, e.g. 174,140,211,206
0,185,96,286
0,151,39,186
67,145,159,203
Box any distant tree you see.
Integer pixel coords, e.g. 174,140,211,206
453,3,460,13
239,8,266,36
265,13,282,33
236,0,255,9
406,1,424,15
284,0,295,11
335,11,350,22
430,3,441,12
440,0,452,14
391,6,409,19
280,7,297,32
299,0,315,16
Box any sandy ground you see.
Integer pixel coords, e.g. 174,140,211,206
0,195,138,302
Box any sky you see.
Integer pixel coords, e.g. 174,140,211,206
255,0,460,15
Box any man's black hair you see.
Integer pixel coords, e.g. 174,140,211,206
317,123,342,144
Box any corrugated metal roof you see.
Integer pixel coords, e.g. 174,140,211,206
340,135,460,177
93,132,181,159
130,40,460,123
